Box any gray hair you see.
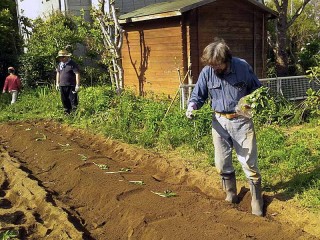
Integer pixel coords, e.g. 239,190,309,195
201,38,232,66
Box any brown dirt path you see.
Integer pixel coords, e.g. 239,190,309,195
0,120,319,239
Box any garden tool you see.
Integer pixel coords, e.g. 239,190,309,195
249,179,264,216
221,172,238,203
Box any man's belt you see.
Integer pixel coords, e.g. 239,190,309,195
215,112,239,119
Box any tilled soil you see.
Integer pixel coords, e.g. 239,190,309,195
0,120,319,239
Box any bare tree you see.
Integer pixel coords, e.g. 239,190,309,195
95,0,124,92
268,0,312,76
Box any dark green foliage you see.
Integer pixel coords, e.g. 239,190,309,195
0,0,23,87
18,11,113,88
265,1,319,76
298,38,320,73
19,12,93,87
290,88,320,124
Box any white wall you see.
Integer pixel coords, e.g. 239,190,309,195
40,0,61,18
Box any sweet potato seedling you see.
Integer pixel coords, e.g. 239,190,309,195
105,168,132,174
93,162,109,170
129,180,145,185
35,133,47,141
58,143,73,152
78,154,87,161
151,190,177,198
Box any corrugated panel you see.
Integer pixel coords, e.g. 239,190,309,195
119,0,216,20
119,0,277,22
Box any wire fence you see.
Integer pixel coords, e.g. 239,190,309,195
180,75,319,109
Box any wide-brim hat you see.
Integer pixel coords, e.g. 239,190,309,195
57,49,72,58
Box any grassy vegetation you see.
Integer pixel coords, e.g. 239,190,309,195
0,86,319,211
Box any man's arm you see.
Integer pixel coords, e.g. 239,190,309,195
186,67,210,118
188,67,210,109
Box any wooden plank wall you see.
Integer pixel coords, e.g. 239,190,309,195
121,17,184,96
197,0,266,79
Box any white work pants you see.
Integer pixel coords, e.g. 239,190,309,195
212,114,261,181
10,90,18,104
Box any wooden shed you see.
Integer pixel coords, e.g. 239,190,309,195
119,0,277,97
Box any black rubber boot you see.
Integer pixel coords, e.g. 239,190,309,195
249,179,264,216
221,172,238,203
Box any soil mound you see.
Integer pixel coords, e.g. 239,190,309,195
0,121,318,239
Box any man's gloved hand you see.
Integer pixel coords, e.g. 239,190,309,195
75,84,80,92
186,102,197,119
55,84,59,91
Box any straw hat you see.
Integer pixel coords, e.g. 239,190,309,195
57,49,72,58
8,67,15,71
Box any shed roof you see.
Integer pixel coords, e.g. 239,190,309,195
119,0,277,23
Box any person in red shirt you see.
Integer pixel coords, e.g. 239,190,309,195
2,67,22,104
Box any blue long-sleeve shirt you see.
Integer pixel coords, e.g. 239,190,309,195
189,57,262,113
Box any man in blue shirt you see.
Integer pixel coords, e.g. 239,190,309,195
56,49,80,114
186,38,263,216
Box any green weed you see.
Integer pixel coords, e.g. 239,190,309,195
0,230,18,240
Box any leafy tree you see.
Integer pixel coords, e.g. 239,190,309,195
292,0,320,73
306,54,320,84
0,0,22,88
266,0,314,76
19,12,87,87
298,39,320,72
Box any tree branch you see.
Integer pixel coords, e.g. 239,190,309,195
273,0,281,12
287,0,312,28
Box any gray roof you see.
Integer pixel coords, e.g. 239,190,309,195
119,0,277,23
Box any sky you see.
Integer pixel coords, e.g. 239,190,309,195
16,0,103,20
17,0,42,19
